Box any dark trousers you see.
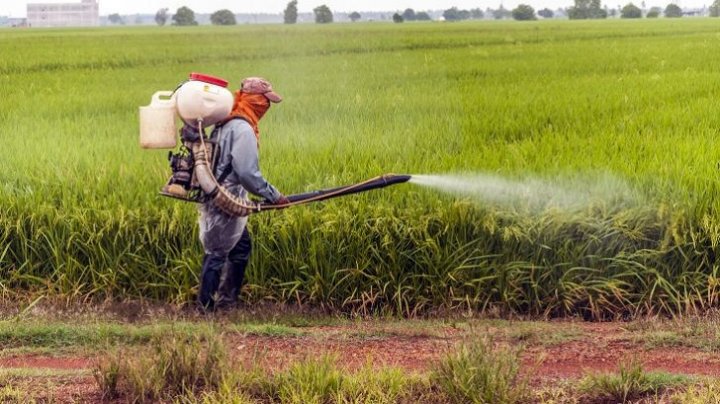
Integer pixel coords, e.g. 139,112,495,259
198,228,252,309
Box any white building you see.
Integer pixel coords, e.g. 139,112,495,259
27,0,99,28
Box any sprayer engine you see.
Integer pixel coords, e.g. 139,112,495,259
161,137,217,203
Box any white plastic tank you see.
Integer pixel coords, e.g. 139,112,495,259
139,91,178,149
175,73,234,127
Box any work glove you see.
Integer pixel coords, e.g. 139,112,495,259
274,194,291,207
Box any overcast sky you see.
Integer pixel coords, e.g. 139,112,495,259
0,0,701,17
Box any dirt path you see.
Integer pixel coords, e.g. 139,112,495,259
4,322,720,380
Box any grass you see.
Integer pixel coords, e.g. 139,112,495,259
94,333,424,403
235,323,304,337
4,20,720,317
622,314,720,351
0,320,209,349
578,360,690,403
94,331,226,402
670,380,720,403
431,337,529,403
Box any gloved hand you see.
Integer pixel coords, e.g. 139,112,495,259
274,194,291,207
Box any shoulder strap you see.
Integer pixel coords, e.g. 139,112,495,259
216,115,251,128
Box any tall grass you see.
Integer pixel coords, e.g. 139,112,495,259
578,360,689,402
431,337,529,403
94,330,226,402
3,20,720,317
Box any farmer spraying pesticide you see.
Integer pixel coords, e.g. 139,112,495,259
140,73,410,310
189,77,290,310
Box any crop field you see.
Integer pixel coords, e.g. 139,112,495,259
6,17,720,403
3,19,720,318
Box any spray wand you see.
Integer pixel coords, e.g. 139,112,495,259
257,174,412,211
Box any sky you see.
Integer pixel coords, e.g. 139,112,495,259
0,0,701,18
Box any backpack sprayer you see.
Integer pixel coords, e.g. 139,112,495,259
139,73,410,217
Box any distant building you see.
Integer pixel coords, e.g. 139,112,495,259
27,0,99,28
8,18,29,28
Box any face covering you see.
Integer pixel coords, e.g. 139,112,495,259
226,91,270,145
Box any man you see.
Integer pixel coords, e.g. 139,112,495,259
194,77,289,310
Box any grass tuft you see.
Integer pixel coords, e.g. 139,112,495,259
431,337,529,403
579,359,689,403
93,329,227,402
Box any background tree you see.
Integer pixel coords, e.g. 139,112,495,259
512,4,537,19
284,0,298,24
154,8,168,26
646,6,661,16
416,11,432,20
492,5,512,19
402,8,416,20
589,0,609,17
349,11,361,22
538,7,555,17
710,0,720,16
568,0,591,19
621,3,642,17
210,9,236,25
664,3,682,16
569,0,608,18
393,13,404,22
108,13,124,25
314,5,333,23
443,7,472,21
471,8,485,18
172,6,198,26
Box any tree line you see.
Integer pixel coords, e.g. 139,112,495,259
148,3,336,26
505,1,685,20
141,0,713,27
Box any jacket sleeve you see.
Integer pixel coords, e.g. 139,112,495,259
230,124,282,203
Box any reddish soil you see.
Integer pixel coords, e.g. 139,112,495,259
0,355,92,370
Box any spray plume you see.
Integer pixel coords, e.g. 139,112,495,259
409,173,638,212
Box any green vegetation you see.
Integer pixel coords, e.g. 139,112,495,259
95,333,423,403
431,338,529,403
671,380,720,403
579,360,690,402
95,331,226,401
0,320,206,349
623,315,720,351
4,21,720,317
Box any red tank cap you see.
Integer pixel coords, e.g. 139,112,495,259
189,72,229,88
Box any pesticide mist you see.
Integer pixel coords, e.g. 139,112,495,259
410,173,639,212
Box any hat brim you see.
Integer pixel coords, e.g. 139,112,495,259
265,91,282,103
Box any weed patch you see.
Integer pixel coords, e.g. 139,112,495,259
431,337,529,403
94,329,226,402
579,360,690,403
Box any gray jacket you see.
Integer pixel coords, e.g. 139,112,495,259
211,118,281,203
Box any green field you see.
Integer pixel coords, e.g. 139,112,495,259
3,19,720,317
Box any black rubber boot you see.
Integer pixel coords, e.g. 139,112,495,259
198,253,225,310
218,228,252,306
